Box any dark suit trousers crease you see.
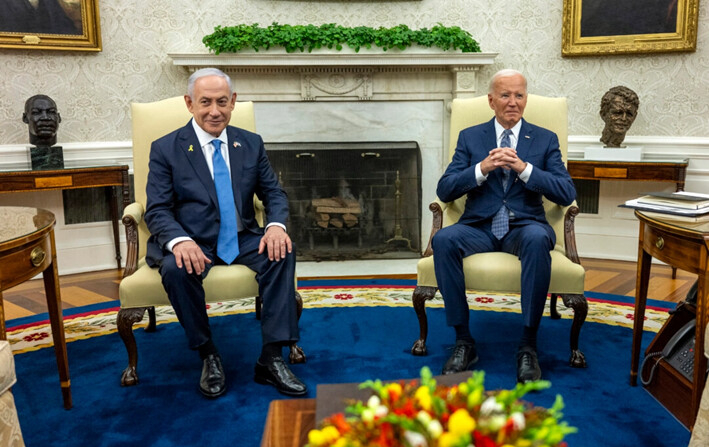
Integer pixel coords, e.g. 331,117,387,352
158,230,299,350
431,219,554,331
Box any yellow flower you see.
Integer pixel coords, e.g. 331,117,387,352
386,382,402,400
307,429,327,446
448,408,476,436
438,432,456,447
414,386,432,411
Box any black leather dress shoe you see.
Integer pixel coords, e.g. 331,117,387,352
516,347,542,383
199,354,226,398
254,357,307,396
442,340,478,375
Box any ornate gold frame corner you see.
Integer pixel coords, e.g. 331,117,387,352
0,0,101,52
562,0,699,57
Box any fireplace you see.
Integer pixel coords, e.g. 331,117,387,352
266,142,421,260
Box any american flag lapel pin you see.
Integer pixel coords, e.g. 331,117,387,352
233,141,241,148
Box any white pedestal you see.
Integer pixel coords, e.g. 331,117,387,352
584,145,643,161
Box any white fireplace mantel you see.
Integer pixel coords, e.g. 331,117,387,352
169,51,497,101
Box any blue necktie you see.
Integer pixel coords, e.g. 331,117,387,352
491,129,513,240
211,139,239,264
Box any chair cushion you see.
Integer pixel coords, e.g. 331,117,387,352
416,249,585,295
119,263,260,308
0,342,17,395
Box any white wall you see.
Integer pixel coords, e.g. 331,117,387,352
0,0,707,273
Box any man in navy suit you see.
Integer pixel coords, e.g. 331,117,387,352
144,68,306,398
432,69,576,383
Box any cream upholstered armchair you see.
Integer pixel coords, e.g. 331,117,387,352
410,94,588,368
118,97,305,386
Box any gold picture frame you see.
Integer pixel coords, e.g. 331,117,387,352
562,0,699,57
0,0,101,52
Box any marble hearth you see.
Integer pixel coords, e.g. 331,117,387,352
171,51,497,252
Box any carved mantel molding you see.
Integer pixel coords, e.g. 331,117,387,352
169,51,497,101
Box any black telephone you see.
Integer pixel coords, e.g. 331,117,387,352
641,319,702,385
663,319,698,381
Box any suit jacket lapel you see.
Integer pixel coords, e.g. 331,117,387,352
177,123,219,207
227,126,244,214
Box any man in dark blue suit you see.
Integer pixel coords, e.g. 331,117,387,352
144,68,306,398
432,69,576,383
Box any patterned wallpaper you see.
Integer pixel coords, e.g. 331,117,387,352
0,0,707,145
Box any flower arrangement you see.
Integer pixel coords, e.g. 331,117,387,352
306,367,576,447
203,23,480,55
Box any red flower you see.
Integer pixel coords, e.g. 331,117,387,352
475,297,494,303
334,293,354,300
473,430,497,447
625,313,648,321
393,400,416,418
23,331,49,342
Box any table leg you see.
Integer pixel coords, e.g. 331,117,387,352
107,186,121,269
631,248,652,386
692,272,709,426
42,239,72,410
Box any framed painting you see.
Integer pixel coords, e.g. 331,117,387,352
562,0,699,56
0,0,101,51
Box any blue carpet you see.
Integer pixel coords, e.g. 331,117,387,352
12,298,690,446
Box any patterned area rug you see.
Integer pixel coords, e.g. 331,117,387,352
7,282,673,355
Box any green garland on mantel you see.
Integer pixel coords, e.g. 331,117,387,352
203,23,481,54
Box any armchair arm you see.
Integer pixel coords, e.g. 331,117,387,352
121,202,145,278
422,199,448,257
563,204,581,265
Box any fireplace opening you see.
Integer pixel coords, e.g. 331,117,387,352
265,142,421,261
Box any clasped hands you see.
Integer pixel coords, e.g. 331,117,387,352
173,226,292,275
480,146,527,176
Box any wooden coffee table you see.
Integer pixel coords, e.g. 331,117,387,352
261,398,315,447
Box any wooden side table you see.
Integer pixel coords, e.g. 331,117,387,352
0,207,71,409
261,399,315,447
0,165,130,269
630,210,709,428
567,159,688,191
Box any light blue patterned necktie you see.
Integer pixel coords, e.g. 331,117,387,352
211,139,239,264
491,129,514,240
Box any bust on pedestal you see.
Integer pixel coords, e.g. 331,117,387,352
585,86,642,161
23,95,64,170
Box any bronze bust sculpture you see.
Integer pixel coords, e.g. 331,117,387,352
599,86,639,148
22,95,64,169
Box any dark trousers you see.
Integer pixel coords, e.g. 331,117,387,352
158,231,299,351
431,219,555,330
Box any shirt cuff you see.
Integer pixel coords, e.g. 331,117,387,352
167,236,193,252
266,222,287,232
518,162,533,182
475,162,488,186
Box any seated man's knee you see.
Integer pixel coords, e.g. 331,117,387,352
520,225,553,250
432,227,458,254
159,255,200,283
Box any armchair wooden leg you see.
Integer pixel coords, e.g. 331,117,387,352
560,293,588,368
549,293,561,320
117,307,148,386
289,292,306,364
411,286,438,356
145,306,157,332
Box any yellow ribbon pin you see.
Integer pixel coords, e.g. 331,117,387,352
188,145,194,152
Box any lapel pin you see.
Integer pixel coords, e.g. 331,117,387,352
233,142,241,148
188,144,194,152
524,135,530,139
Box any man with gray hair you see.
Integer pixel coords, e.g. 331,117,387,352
431,69,576,383
144,67,306,398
